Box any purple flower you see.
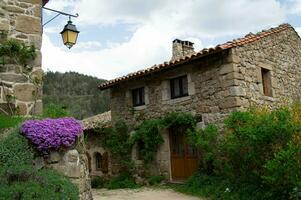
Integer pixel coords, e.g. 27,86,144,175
20,118,83,152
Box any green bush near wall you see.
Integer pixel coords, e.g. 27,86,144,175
0,129,79,200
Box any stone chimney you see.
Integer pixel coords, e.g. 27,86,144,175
171,39,195,61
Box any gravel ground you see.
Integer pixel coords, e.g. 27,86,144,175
92,188,202,200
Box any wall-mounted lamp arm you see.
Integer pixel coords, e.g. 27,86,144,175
42,7,79,27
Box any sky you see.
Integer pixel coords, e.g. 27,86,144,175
42,0,301,80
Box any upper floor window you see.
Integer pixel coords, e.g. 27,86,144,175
132,87,145,107
170,75,188,99
261,68,272,96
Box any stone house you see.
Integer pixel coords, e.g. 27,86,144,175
0,0,47,116
93,24,301,181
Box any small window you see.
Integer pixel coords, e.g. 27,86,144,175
170,75,188,99
132,87,145,107
95,152,102,171
261,68,272,96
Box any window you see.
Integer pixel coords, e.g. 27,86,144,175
261,68,272,96
132,87,145,106
170,75,188,99
95,152,102,171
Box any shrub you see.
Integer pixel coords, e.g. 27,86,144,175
20,118,83,152
43,103,71,119
104,172,139,189
0,129,79,200
131,119,164,163
0,115,24,129
148,175,165,186
91,176,106,188
99,120,133,172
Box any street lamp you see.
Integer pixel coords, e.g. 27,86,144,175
43,7,79,49
60,18,80,49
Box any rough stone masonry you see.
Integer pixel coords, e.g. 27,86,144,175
0,0,44,115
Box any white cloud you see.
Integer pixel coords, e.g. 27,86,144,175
42,0,288,80
284,0,301,15
42,24,179,80
74,0,285,37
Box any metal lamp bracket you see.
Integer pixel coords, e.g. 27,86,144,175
42,7,79,27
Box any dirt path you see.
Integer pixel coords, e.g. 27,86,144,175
93,188,202,200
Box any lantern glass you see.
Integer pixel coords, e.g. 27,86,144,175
60,21,79,49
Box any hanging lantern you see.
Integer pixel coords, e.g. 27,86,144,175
60,20,79,49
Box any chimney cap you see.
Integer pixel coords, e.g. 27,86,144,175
172,39,194,46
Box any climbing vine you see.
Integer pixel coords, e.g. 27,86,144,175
93,112,198,167
94,120,133,172
0,34,38,116
131,112,197,164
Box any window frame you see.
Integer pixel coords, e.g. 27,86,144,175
261,68,272,97
95,152,102,171
132,87,145,107
170,75,189,99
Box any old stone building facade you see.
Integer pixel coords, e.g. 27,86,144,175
0,0,46,115
96,24,301,181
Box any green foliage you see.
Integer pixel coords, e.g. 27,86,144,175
43,103,71,118
131,119,164,163
186,105,301,199
99,120,133,172
147,175,165,186
262,140,301,198
170,172,272,200
163,112,196,129
0,129,79,200
104,172,139,189
0,39,36,66
0,115,24,129
91,177,106,189
0,128,34,168
221,108,296,182
43,71,110,119
131,112,197,164
187,124,218,173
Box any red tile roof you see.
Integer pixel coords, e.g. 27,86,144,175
98,24,293,90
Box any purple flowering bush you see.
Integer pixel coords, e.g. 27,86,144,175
20,118,83,152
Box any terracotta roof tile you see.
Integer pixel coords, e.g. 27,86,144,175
99,24,293,90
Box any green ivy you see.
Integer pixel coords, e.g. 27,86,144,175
131,119,164,164
95,120,133,173
0,39,36,67
131,112,197,164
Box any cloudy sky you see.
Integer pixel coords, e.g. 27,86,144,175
42,0,301,80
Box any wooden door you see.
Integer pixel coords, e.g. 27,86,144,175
170,126,198,180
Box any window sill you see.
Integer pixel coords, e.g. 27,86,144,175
260,95,276,102
162,95,191,105
133,105,147,110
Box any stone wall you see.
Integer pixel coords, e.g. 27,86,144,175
108,26,301,179
84,131,112,178
109,51,241,177
231,27,301,107
0,0,43,115
36,136,93,200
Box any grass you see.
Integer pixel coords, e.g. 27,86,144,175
163,173,276,200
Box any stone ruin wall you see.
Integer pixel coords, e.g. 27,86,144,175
35,136,93,200
0,0,44,115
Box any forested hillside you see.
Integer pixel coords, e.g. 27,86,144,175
43,71,110,119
